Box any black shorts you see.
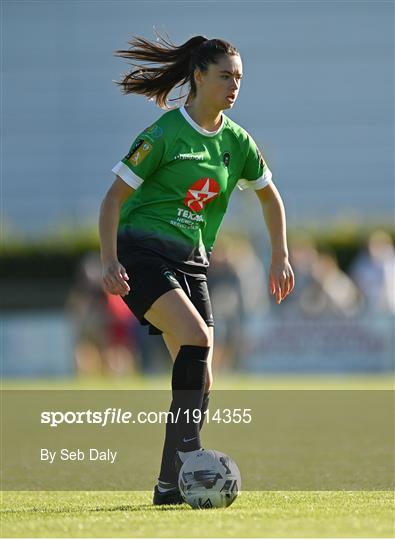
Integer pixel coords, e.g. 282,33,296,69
117,247,214,335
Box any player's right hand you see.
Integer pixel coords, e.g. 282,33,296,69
102,260,130,296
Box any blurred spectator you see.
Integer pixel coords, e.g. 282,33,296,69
350,230,395,314
208,235,267,370
66,252,137,376
300,250,362,317
232,236,269,316
208,239,243,371
286,235,319,314
105,291,139,375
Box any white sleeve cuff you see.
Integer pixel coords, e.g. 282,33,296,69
111,161,144,189
237,168,273,191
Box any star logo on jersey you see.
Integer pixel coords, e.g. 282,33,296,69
184,178,220,212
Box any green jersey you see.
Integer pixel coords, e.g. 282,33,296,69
112,106,272,272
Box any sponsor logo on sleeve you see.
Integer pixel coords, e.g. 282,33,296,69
257,147,265,170
145,124,164,139
126,139,144,159
125,140,153,166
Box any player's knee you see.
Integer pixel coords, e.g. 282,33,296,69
184,323,210,348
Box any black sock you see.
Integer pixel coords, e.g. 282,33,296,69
158,345,209,485
158,390,211,485
199,391,210,430
172,345,209,452
158,398,179,485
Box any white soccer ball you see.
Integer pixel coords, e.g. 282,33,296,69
178,449,241,509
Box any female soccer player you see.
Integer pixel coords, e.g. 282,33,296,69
99,34,294,505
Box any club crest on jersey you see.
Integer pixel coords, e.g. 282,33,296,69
126,139,152,166
223,152,230,167
184,178,220,212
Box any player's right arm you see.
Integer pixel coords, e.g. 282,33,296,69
100,123,165,295
99,175,135,296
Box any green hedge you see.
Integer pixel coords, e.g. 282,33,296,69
1,225,394,281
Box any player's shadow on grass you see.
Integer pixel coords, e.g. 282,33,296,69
1,503,189,515
101,504,189,512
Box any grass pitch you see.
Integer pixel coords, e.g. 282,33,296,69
1,490,394,538
1,374,393,537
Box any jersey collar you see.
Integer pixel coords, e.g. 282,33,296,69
180,106,225,137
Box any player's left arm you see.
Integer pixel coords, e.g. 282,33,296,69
255,182,295,304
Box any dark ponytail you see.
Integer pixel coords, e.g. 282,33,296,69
114,33,239,109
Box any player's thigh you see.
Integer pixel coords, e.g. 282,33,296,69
163,327,214,392
144,288,210,346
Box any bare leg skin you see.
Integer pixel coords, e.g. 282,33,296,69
144,288,210,347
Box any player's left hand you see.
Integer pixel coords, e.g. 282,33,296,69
269,256,295,304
